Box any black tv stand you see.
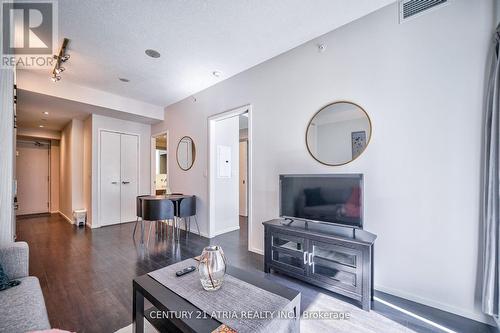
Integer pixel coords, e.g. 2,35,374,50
263,219,376,310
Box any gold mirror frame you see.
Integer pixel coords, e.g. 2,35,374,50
305,101,372,166
176,136,196,171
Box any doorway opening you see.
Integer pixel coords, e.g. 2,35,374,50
15,139,51,217
208,105,252,251
151,132,169,195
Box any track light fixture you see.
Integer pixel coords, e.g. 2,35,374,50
50,75,61,82
50,38,70,82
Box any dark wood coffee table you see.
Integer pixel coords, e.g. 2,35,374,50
133,265,301,333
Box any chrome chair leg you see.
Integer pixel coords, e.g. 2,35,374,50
165,219,170,239
193,215,201,236
133,217,140,238
172,218,176,241
177,218,181,240
140,220,145,243
147,220,153,245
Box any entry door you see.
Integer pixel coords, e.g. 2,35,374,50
239,141,248,216
100,131,121,226
16,141,50,215
120,134,138,223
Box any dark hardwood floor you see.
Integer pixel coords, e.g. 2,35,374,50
16,214,257,332
16,214,497,333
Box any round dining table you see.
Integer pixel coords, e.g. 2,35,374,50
137,194,194,242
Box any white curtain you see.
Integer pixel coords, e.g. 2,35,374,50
482,24,500,322
0,69,15,245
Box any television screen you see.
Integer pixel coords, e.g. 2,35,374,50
280,174,363,228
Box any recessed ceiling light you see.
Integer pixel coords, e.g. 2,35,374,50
145,49,161,58
43,111,49,115
212,71,221,78
119,78,130,82
39,125,44,128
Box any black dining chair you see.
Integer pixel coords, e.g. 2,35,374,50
178,196,200,237
133,195,150,239
142,198,176,243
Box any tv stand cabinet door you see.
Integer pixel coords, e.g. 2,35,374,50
309,240,363,295
268,231,308,276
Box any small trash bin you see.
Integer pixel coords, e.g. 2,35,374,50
73,209,87,227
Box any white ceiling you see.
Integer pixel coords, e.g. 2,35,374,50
16,90,160,131
48,0,394,107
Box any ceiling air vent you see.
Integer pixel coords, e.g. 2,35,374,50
399,0,450,23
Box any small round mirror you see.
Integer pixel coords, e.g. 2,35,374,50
306,101,372,166
176,136,196,171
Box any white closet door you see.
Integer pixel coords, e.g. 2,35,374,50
100,131,121,226
120,134,138,223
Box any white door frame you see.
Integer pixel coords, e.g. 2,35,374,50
151,130,169,195
239,139,248,217
208,105,253,252
97,128,140,227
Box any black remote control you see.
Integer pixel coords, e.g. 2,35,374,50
176,266,196,277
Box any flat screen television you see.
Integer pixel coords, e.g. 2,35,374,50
279,174,363,228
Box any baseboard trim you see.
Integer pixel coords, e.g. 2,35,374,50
174,223,210,238
209,225,240,238
249,246,264,255
58,211,74,225
375,284,495,325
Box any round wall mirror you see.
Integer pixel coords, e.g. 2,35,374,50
306,101,372,166
176,136,196,171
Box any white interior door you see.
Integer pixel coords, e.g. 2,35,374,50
100,131,121,226
120,134,138,223
16,141,49,215
239,141,248,216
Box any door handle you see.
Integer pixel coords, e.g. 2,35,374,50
122,181,130,184
303,251,308,265
308,253,313,266
111,181,118,184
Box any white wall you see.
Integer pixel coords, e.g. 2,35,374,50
59,122,73,221
0,69,15,244
71,120,84,213
211,116,240,236
50,140,60,213
90,114,151,227
59,119,85,222
152,0,495,323
317,118,369,164
83,116,93,225
18,128,61,140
